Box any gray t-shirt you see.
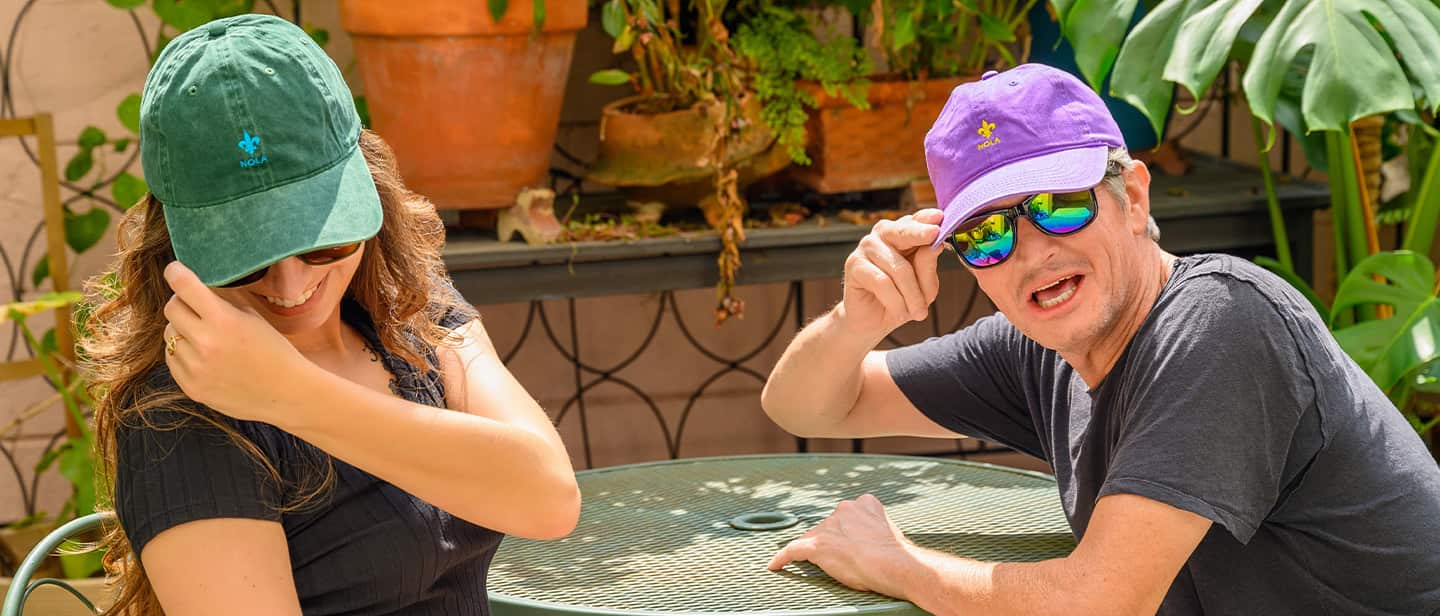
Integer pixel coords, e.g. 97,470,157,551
887,253,1440,614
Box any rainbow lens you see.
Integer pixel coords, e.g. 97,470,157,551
951,213,1014,268
1030,190,1096,235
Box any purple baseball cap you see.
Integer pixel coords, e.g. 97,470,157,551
925,63,1125,248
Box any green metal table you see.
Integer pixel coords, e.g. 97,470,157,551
488,454,1075,615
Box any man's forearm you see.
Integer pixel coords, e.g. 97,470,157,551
893,546,1101,616
761,306,885,436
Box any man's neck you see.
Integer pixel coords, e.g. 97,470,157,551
1064,248,1177,389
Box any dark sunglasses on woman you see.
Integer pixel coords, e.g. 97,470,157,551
217,242,363,288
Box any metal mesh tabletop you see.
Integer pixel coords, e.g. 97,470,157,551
488,454,1074,615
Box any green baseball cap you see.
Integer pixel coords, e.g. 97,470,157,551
140,13,381,287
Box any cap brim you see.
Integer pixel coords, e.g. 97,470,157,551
165,144,383,286
931,146,1108,248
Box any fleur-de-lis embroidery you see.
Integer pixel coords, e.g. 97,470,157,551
977,120,996,139
238,130,261,156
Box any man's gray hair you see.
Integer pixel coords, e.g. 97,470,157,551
1102,147,1160,242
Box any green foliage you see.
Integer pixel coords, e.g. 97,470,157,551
478,0,554,31
591,0,748,114
111,172,148,210
1,292,83,323
1416,359,1440,393
1402,123,1440,256
77,126,106,149
63,148,92,182
1064,0,1440,144
31,256,48,288
152,0,254,31
596,0,872,161
589,69,631,86
1053,0,1140,97
872,0,1035,80
59,539,105,579
4,295,99,577
64,206,110,254
116,94,141,134
304,24,330,48
353,95,371,129
733,6,871,165
1329,251,1440,394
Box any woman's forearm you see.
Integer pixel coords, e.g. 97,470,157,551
274,363,579,539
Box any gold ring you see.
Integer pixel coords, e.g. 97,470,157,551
165,334,183,356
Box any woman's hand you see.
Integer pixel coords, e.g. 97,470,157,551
162,261,312,423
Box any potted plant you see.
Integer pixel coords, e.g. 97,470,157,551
730,3,873,168
340,0,589,214
1058,0,1440,447
586,0,784,322
585,0,776,203
0,292,111,614
786,0,1036,194
586,0,874,200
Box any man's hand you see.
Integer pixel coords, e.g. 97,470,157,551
768,494,916,599
839,209,945,338
161,261,313,423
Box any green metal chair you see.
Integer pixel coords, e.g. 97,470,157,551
1,512,110,616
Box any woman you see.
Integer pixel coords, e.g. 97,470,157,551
81,14,579,615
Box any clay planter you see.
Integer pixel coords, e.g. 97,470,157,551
790,75,976,194
340,0,587,210
587,94,792,207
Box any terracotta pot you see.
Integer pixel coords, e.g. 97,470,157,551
790,75,976,194
340,0,587,210
0,576,113,615
587,94,791,206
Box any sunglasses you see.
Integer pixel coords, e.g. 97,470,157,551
944,189,1099,268
217,242,363,288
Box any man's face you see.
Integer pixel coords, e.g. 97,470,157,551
964,163,1155,354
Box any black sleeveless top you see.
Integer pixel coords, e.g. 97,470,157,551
115,295,503,615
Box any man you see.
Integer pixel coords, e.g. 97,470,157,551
761,63,1440,615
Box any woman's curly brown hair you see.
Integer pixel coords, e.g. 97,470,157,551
81,129,472,614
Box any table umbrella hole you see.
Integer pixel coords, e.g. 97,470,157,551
729,511,799,531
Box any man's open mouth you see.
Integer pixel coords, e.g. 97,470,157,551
1031,275,1082,310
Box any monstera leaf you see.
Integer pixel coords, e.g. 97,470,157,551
1244,0,1440,135
1108,0,1215,141
1162,0,1263,113
1051,0,1140,91
1329,251,1440,392
1269,49,1328,173
1060,0,1440,145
